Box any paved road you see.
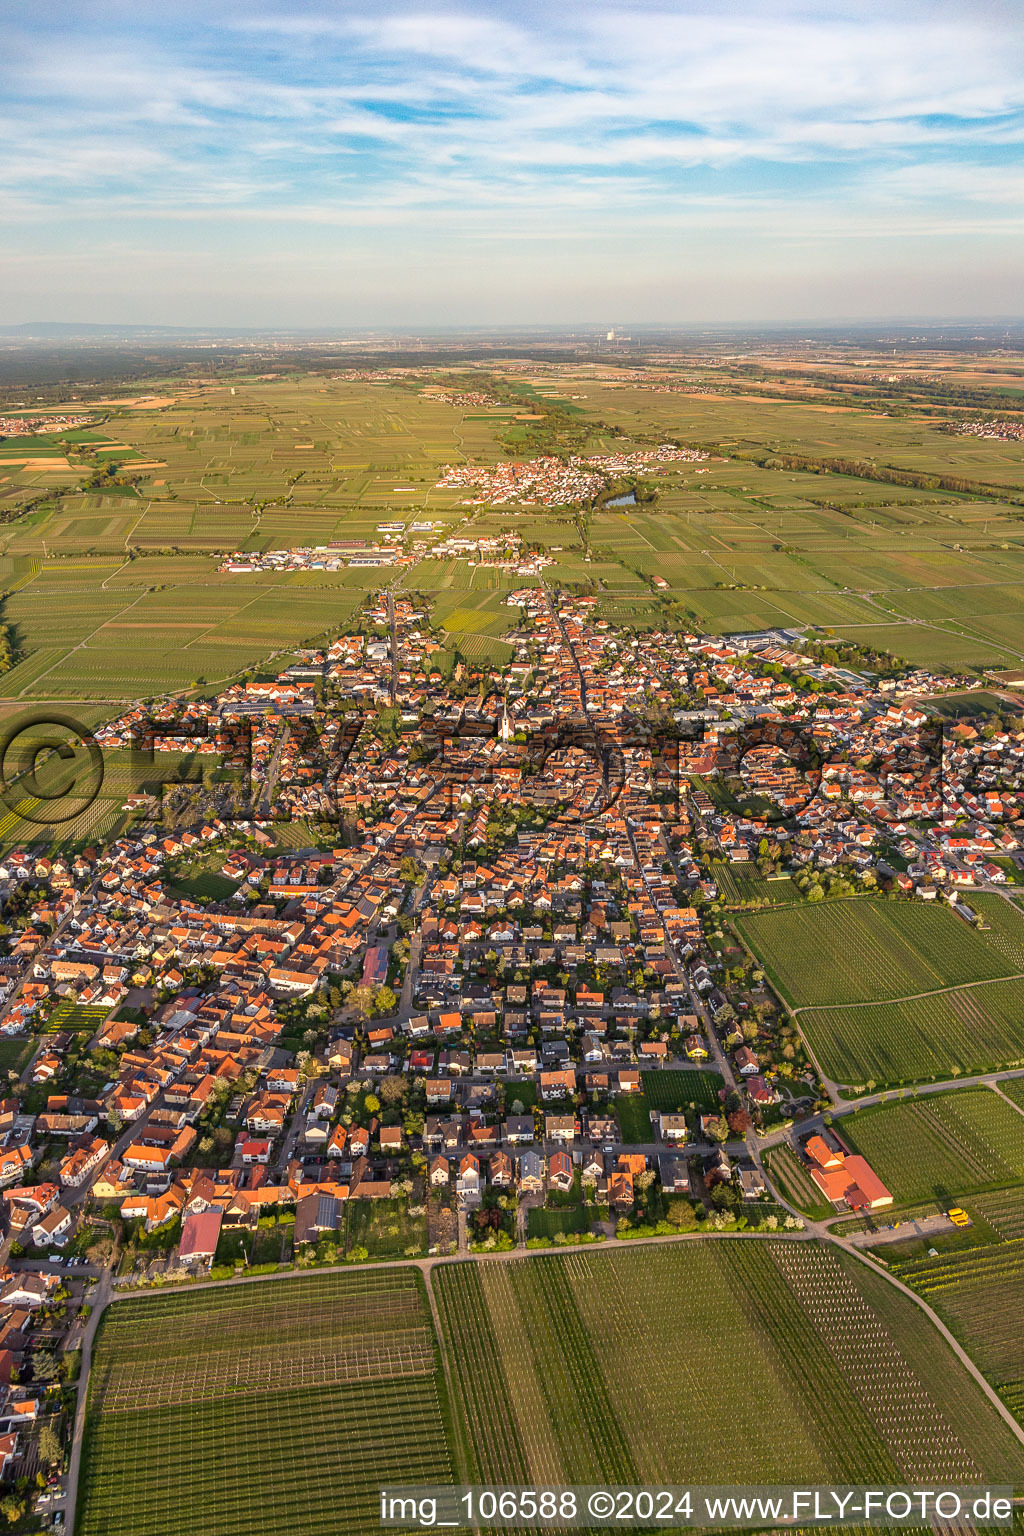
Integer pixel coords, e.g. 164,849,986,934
63,1214,1024,1530
757,1066,1024,1151
64,1267,110,1536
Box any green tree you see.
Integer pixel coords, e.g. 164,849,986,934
37,1423,62,1466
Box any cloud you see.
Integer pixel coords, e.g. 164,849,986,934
1,1,1023,320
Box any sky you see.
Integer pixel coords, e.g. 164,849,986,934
1,0,1023,327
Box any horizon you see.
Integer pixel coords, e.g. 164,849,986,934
3,0,1024,327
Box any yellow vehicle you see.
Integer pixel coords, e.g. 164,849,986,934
947,1207,970,1227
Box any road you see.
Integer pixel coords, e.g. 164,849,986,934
61,1214,1024,1536
64,1267,111,1536
757,1065,1024,1151
258,720,289,818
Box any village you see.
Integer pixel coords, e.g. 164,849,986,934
0,583,1019,1513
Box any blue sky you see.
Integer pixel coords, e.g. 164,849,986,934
1,0,1023,325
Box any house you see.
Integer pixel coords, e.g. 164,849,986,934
0,1274,57,1310
539,1069,575,1101
584,1114,616,1144
547,1149,574,1193
456,1152,481,1198
428,1155,450,1186
544,1114,576,1145
58,1135,108,1188
379,1126,402,1155
657,1112,689,1142
608,1170,633,1210
658,1154,690,1194
745,1076,779,1107
738,1165,766,1198
805,1138,892,1211
294,1191,344,1245
31,1203,75,1249
734,1046,760,1075
518,1150,544,1193
617,1070,641,1095
489,1150,513,1188
503,1115,534,1144
178,1208,223,1265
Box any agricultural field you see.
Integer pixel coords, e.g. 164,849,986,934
641,1068,723,1112
764,1145,834,1221
433,1241,1024,1486
837,1088,1024,1206
894,1238,1024,1423
41,1001,109,1035
4,367,1024,714
78,1269,454,1536
710,860,800,906
735,897,1024,1084
0,1036,32,1074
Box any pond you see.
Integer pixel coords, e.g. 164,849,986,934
605,491,636,506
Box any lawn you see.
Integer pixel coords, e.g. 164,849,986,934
613,1094,653,1143
78,1269,453,1536
527,1205,590,1239
433,1242,1024,1486
0,1037,33,1075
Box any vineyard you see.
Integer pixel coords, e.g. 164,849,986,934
735,899,1024,1010
894,1238,1024,1423
764,1145,833,1220
838,1089,1024,1206
735,897,1024,1085
78,1270,454,1536
798,978,1024,1086
710,861,799,906
641,1069,723,1112
433,1241,1024,1487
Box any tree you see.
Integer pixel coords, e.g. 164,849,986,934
667,1198,696,1229
374,985,397,1017
32,1353,57,1385
727,1108,752,1135
364,1093,380,1114
0,1496,23,1525
378,1075,407,1105
37,1423,62,1467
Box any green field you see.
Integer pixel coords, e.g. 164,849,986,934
765,1145,834,1220
641,1069,723,1112
78,1270,453,1536
613,1094,654,1143
838,1089,1024,1206
5,364,1024,704
527,1205,591,1239
736,897,1024,1084
42,1001,110,1034
895,1238,1024,1422
433,1242,1024,1485
0,1036,33,1074
711,861,800,906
